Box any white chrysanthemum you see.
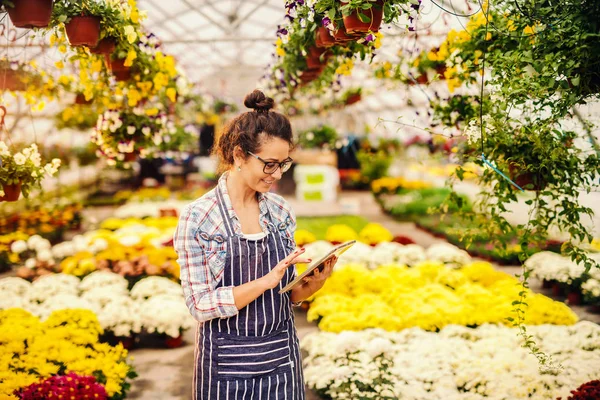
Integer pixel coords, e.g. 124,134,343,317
138,294,194,338
0,277,31,297
130,276,182,301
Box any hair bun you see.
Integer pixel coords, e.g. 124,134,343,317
244,89,274,113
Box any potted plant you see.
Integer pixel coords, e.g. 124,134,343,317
51,0,122,47
92,107,174,162
557,380,600,400
0,58,41,91
298,124,338,149
0,142,61,201
341,87,362,105
1,0,54,29
340,0,385,35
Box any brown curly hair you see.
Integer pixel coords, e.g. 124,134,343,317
213,90,293,172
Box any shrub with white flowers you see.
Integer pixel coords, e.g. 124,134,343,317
0,141,61,199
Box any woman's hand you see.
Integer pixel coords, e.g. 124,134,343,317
261,248,312,290
299,255,337,293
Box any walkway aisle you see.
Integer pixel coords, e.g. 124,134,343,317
127,191,598,399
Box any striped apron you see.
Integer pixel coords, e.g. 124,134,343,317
193,186,305,399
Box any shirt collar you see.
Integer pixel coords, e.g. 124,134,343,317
218,172,271,234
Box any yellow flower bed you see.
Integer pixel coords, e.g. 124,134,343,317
371,177,432,195
307,261,578,332
0,308,135,399
325,224,359,243
294,229,317,246
358,223,394,245
99,216,178,231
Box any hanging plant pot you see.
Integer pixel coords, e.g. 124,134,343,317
90,37,116,55
6,0,54,29
345,93,362,105
508,163,547,191
164,334,183,348
65,16,101,47
341,0,384,35
416,74,428,84
123,152,138,162
435,65,447,79
110,58,132,82
306,46,329,70
0,182,22,202
316,27,336,48
333,26,356,43
74,93,93,105
0,69,28,91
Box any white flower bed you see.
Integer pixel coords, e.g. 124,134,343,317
0,273,192,339
302,322,600,399
114,201,188,219
302,241,460,270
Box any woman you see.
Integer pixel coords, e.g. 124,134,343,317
174,89,337,399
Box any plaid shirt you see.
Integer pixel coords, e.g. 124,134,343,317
174,172,297,323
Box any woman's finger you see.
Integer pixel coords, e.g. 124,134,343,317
285,249,307,264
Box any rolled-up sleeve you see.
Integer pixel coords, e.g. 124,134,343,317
174,206,239,322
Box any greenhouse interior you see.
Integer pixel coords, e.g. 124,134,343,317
1,0,600,399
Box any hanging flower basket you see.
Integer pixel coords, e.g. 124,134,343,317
333,26,356,43
416,74,428,84
90,37,116,55
110,57,132,81
341,0,384,35
65,16,101,47
6,0,54,29
0,69,28,91
435,65,447,79
345,93,362,105
0,182,22,202
508,163,547,191
316,27,336,48
74,93,93,105
306,46,329,70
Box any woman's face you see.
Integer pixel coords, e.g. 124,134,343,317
240,136,291,193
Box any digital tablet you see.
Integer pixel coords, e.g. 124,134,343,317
279,240,356,294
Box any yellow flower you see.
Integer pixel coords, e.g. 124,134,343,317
54,61,64,69
124,25,138,44
373,32,383,49
166,87,177,103
127,88,141,106
295,229,316,246
145,107,159,116
58,44,67,54
124,48,137,67
325,224,358,243
506,20,517,32
275,38,285,57
335,59,354,76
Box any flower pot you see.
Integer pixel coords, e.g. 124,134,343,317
90,37,116,55
508,163,546,191
435,65,447,79
345,93,362,105
165,334,183,348
416,74,428,84
306,46,329,70
552,282,563,297
110,58,132,82
74,93,93,105
341,0,384,35
65,16,101,47
333,26,356,43
0,69,28,91
123,152,137,162
0,182,22,202
567,291,582,306
541,279,553,289
316,26,336,48
159,208,178,218
6,0,53,29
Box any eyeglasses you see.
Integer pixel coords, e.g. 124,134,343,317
247,151,293,174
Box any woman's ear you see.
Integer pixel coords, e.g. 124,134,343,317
232,146,245,167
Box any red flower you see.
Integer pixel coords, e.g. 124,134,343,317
557,380,600,400
15,373,108,400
